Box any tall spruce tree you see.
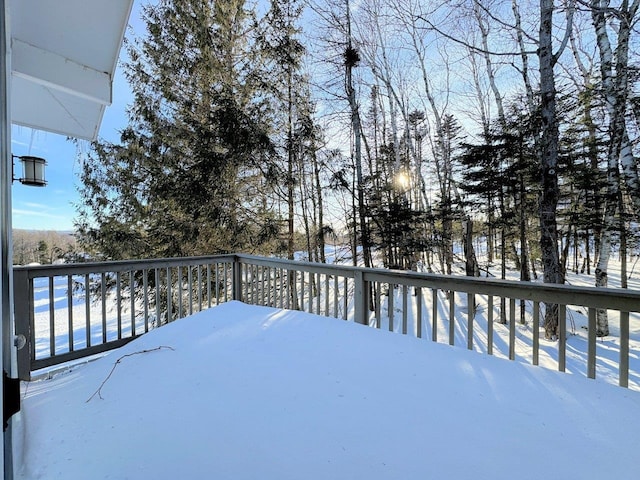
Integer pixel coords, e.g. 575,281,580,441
76,0,276,259
257,0,307,260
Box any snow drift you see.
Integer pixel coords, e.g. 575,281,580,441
17,301,640,479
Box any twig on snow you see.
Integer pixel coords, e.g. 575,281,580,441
86,346,175,403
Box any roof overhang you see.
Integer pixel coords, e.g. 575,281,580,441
9,0,134,140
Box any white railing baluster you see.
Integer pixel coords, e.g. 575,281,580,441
532,301,539,365
197,265,202,311
317,272,322,313
402,284,408,335
620,311,630,387
116,271,122,339
375,283,381,329
449,291,455,346
509,298,516,360
431,288,438,342
207,264,211,309
587,307,596,379
155,268,160,327
333,275,338,318
176,266,183,318
324,274,330,316
130,271,135,336
300,270,305,312
487,295,494,355
188,266,193,316
416,287,422,338
558,305,566,372
143,269,149,333
214,264,219,305
101,273,107,344
85,273,91,347
342,277,348,320
467,293,473,350
67,275,74,352
167,267,172,322
388,284,394,332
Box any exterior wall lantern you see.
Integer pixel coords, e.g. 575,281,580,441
12,155,47,187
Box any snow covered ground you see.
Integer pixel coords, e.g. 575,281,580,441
16,301,640,479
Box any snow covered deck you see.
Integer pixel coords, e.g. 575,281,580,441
16,301,640,479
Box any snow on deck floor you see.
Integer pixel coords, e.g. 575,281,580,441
16,301,640,479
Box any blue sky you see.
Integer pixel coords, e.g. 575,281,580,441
10,1,146,232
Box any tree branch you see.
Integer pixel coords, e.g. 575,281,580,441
553,0,577,65
472,0,537,44
415,14,537,56
86,345,175,402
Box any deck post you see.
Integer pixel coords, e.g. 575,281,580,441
12,269,29,381
232,256,243,302
354,270,369,325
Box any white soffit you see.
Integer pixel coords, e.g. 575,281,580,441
10,0,134,140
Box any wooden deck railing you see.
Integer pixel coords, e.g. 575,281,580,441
13,254,640,389
13,255,236,378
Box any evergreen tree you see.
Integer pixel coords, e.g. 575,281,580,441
76,0,277,260
433,114,463,275
460,101,539,321
257,0,308,260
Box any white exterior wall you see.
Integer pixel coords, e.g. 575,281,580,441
1,0,14,477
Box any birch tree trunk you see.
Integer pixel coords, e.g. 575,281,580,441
473,0,506,125
569,28,601,272
591,0,640,335
617,1,640,217
512,0,536,112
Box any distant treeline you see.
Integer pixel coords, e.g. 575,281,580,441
13,230,77,265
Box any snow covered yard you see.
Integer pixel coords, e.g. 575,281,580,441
15,301,640,479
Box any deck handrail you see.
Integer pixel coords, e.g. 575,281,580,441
235,254,640,312
13,254,640,389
